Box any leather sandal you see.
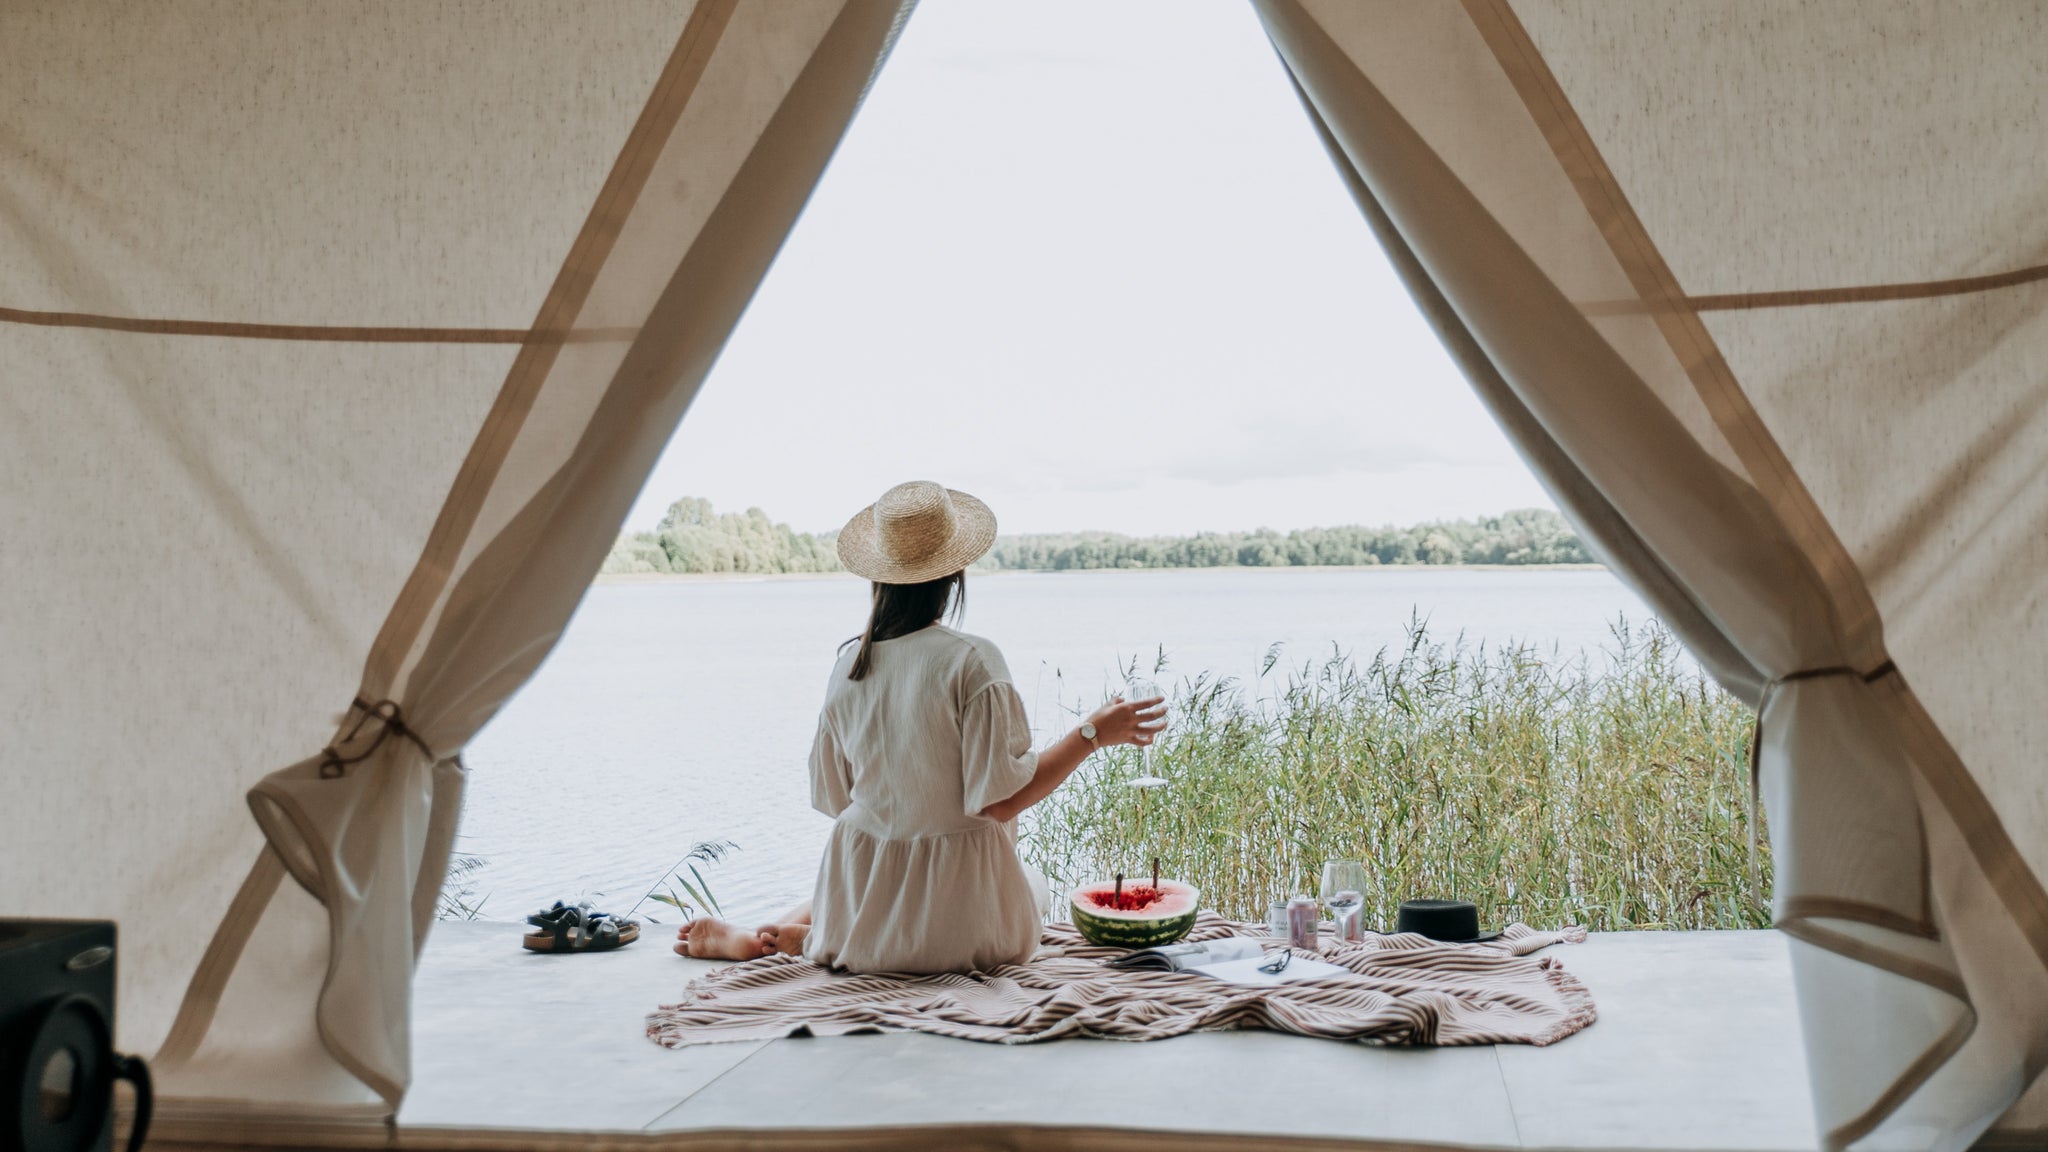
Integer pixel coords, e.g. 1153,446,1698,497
522,900,640,952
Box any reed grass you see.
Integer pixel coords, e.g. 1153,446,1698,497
1021,618,1767,932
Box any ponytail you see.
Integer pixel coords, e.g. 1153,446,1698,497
848,570,966,680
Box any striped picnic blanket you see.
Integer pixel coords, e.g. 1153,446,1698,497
646,912,1594,1050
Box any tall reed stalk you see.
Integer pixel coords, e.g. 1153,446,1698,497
1022,619,1766,932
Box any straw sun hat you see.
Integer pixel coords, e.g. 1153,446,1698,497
837,480,997,584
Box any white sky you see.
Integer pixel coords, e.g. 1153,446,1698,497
623,0,1553,537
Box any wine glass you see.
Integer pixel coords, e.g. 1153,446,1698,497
1320,859,1368,942
1127,678,1164,778
1125,679,1167,876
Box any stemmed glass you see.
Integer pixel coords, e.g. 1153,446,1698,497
1320,859,1368,942
1126,679,1167,884
1127,678,1165,783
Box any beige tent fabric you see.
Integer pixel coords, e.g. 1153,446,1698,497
7,0,2041,1142
1,0,912,1121
1252,2,2046,1148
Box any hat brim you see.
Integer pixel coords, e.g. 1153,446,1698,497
1386,924,1505,944
837,489,997,584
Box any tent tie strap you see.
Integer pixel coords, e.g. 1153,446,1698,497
1747,660,1899,789
1743,659,1899,900
318,697,435,779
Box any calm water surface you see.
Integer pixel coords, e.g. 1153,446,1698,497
458,567,1653,925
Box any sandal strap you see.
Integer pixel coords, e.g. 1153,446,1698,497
527,901,589,936
556,917,618,950
526,901,574,931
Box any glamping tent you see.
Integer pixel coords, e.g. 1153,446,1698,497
3,1,2041,1149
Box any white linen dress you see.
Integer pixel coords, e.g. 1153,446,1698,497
803,624,1046,973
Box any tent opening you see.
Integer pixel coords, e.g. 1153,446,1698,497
449,0,1682,941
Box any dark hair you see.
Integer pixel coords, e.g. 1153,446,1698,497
846,570,966,681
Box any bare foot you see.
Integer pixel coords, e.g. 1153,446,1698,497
674,917,770,961
756,922,809,958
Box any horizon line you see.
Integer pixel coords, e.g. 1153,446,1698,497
626,500,1571,540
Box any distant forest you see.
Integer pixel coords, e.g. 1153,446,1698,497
600,498,1595,577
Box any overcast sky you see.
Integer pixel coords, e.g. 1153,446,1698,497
623,0,1553,537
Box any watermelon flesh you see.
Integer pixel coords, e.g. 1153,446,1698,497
1068,879,1200,948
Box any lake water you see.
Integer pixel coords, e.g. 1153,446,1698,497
457,567,1653,926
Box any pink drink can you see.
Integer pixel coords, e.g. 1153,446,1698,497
1286,895,1319,951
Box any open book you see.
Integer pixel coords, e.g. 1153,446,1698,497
1104,937,1349,985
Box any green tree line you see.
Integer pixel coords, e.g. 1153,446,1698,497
603,497,841,576
601,498,1595,577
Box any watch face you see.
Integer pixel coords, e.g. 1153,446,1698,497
1081,722,1097,740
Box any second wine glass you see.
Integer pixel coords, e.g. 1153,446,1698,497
1320,859,1368,942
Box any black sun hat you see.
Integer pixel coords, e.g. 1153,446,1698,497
1393,899,1502,943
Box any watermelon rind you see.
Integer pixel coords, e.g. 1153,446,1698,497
1068,880,1201,948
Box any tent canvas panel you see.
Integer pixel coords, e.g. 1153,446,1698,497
1257,0,2047,1145
1,0,687,1060
0,327,513,1052
3,0,914,1117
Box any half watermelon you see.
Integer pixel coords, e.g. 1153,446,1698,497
1068,879,1200,948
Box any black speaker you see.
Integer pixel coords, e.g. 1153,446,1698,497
0,921,150,1152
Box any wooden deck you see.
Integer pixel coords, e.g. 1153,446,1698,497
390,923,1818,1150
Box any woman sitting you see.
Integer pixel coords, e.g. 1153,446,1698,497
676,480,1163,972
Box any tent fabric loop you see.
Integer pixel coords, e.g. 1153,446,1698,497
316,697,434,779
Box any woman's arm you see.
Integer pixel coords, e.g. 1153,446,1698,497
979,694,1165,823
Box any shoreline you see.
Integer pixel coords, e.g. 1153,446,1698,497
593,563,1608,586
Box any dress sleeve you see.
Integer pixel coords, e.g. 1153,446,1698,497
959,681,1038,817
809,713,853,818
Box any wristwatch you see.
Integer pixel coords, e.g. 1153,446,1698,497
1079,721,1099,750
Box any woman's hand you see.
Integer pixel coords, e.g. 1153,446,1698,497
1085,693,1167,749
